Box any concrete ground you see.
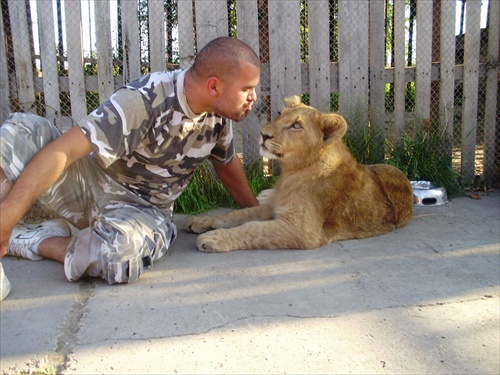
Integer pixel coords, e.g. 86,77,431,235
1,190,499,375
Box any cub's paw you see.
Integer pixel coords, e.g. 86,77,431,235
185,216,215,234
196,231,233,253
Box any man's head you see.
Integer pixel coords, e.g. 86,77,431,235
191,37,260,81
188,37,260,122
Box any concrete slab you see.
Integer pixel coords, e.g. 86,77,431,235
1,190,499,374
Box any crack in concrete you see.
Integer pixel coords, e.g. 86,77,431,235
52,280,96,373
44,287,498,372
414,293,498,308
84,293,499,345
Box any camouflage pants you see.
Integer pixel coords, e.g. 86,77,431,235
0,113,177,284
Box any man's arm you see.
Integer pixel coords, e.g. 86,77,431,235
213,156,259,208
0,126,93,256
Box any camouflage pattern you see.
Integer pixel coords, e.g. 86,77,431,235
0,113,61,183
78,69,235,212
0,70,233,284
0,113,177,283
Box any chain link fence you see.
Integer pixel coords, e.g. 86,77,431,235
1,0,498,187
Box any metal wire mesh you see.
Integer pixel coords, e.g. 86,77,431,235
1,0,498,186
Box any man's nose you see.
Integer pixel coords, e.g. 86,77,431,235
248,88,257,102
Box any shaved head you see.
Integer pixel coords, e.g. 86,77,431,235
191,37,260,82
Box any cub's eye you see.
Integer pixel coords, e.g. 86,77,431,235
289,122,302,130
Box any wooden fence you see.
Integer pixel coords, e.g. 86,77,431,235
0,0,498,183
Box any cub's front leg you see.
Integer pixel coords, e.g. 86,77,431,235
196,218,311,253
185,204,273,234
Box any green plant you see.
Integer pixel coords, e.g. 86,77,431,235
330,92,339,112
344,125,385,165
342,114,463,198
385,129,463,198
174,159,275,214
384,82,416,112
173,163,229,214
245,159,278,195
86,91,100,114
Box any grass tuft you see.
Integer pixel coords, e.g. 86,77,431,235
174,159,275,215
385,130,463,198
344,126,385,165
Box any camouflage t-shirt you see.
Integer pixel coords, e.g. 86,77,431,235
78,70,234,211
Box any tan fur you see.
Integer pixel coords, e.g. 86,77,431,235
186,96,413,252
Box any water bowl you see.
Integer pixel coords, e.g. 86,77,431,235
411,181,448,206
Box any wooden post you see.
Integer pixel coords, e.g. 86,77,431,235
461,0,481,182
8,0,36,113
37,0,62,127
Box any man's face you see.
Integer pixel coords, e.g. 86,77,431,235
215,61,260,122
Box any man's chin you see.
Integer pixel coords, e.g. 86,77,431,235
238,108,253,121
219,106,252,122
228,112,249,122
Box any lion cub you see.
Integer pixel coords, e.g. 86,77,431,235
186,96,413,252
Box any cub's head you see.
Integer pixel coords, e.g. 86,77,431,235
260,96,348,168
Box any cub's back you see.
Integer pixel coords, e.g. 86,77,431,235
365,164,413,227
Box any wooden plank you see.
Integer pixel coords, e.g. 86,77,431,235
8,0,36,113
308,0,330,112
45,61,488,102
439,0,456,153
235,1,260,72
482,0,499,186
460,0,482,181
0,7,10,122
194,0,228,51
415,0,433,125
94,0,115,103
384,63,491,85
330,62,339,92
369,0,386,154
236,0,263,163
268,0,301,116
338,0,369,129
37,0,61,126
121,0,141,82
177,0,195,68
393,0,406,144
148,0,166,72
64,0,87,121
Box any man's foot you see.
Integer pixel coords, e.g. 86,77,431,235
7,220,72,261
0,262,11,301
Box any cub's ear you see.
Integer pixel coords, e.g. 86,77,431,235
317,113,347,143
283,95,302,108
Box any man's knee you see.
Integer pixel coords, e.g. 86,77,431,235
2,113,60,139
1,113,61,183
103,226,175,284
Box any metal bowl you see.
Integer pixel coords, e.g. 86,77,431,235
411,181,448,206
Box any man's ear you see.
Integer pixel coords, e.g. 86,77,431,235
317,113,348,143
207,77,220,97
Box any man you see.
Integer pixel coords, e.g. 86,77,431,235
0,37,260,299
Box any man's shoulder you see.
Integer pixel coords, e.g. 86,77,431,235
149,69,184,83
125,69,184,89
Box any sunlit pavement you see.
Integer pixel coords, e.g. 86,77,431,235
1,190,499,374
